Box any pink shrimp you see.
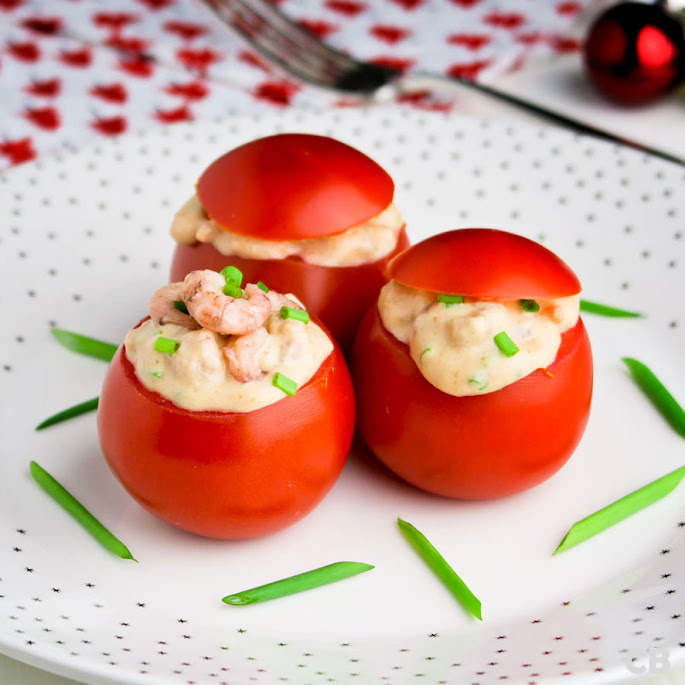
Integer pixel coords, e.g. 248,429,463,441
149,283,199,328
223,327,269,383
264,289,302,313
182,270,271,336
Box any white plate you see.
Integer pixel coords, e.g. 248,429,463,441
1,108,684,685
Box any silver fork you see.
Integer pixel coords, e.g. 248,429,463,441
197,0,683,166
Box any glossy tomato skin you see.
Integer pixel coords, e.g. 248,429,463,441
170,226,410,354
98,324,355,539
352,306,593,499
387,228,581,299
196,133,395,240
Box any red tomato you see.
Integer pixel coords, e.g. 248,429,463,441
352,229,593,500
387,228,581,299
98,319,355,539
170,230,409,354
196,134,394,240
170,133,408,353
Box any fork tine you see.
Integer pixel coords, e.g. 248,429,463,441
199,0,684,165
203,0,348,78
200,0,396,92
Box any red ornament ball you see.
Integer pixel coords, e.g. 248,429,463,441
584,1,685,104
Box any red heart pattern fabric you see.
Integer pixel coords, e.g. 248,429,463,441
0,0,591,171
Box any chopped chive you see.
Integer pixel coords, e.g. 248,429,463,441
257,280,269,293
280,306,310,324
222,561,374,605
398,518,482,620
437,293,464,307
520,299,540,313
622,358,685,438
151,370,163,379
554,465,685,554
51,329,117,362
580,300,643,318
173,300,189,314
273,372,297,397
468,377,488,391
419,347,432,363
36,397,99,431
154,337,180,354
220,265,243,286
222,283,243,299
29,461,136,561
494,331,519,357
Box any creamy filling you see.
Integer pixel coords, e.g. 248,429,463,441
378,280,580,396
125,291,333,413
170,195,404,267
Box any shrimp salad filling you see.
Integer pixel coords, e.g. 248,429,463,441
124,269,333,412
378,280,580,397
171,195,405,267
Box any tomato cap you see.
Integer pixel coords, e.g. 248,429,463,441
387,228,581,299
196,133,394,241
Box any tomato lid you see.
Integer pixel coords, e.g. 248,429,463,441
387,228,581,299
196,133,394,241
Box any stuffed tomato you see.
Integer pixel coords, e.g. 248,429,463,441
98,267,355,539
169,133,409,352
352,228,593,500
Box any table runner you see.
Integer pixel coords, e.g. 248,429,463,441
0,0,595,172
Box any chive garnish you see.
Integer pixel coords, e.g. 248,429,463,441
622,358,685,438
273,372,297,396
494,331,519,357
221,265,243,286
580,300,643,318
154,337,180,354
437,293,464,307
223,283,243,299
554,465,685,554
398,518,482,620
280,306,310,324
419,347,432,363
29,461,136,561
51,329,117,362
257,280,269,293
35,397,99,431
173,300,189,314
520,299,540,313
222,561,374,605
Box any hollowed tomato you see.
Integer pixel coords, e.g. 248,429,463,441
352,229,593,500
169,133,409,352
98,319,355,539
171,237,409,354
